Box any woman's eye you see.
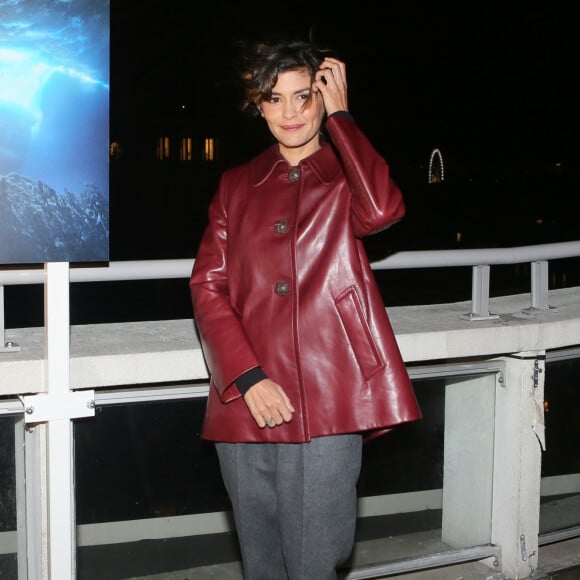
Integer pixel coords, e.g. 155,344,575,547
269,96,281,103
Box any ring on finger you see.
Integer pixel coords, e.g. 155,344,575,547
266,417,275,427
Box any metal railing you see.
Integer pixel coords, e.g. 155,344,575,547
1,240,580,350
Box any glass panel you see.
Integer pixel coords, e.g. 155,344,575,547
74,396,233,579
0,414,19,578
540,355,580,534
352,378,445,570
350,373,496,572
74,374,498,578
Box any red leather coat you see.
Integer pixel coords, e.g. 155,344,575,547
190,114,422,443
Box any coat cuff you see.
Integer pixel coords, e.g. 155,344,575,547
327,110,352,121
236,367,268,395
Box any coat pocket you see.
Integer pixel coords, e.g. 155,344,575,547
334,286,384,380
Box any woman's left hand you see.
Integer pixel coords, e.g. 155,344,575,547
243,378,295,429
312,57,348,116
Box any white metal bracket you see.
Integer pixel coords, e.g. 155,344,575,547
21,391,95,423
0,342,22,353
517,260,557,317
460,265,500,321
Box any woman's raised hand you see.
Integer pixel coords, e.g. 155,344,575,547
312,57,348,116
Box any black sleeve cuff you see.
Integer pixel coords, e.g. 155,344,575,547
327,110,352,121
236,367,268,395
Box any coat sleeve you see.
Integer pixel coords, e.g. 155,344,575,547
325,113,406,237
189,171,260,403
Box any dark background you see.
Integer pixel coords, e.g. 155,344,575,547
111,1,576,160
108,1,578,262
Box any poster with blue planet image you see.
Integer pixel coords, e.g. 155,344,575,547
0,0,109,264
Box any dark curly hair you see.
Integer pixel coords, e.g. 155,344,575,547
238,39,334,117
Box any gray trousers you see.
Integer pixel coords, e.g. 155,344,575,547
216,434,363,580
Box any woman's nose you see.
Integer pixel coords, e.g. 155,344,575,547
282,101,298,119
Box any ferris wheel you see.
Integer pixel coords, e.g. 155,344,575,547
428,148,445,183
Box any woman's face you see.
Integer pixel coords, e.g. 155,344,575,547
259,67,325,164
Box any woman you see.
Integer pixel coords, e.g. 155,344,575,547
189,38,422,580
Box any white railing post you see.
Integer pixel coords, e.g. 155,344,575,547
531,260,550,310
21,263,95,579
492,352,545,579
461,265,499,321
45,262,75,580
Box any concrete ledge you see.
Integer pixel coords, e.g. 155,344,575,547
390,287,580,362
1,319,208,395
1,287,579,396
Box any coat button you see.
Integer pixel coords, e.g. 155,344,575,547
275,281,289,296
288,168,301,182
274,220,289,234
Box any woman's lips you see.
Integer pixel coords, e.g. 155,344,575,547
280,124,304,131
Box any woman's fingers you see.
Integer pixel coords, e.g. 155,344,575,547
243,378,295,428
313,58,349,114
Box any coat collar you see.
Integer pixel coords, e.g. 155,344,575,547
249,141,342,186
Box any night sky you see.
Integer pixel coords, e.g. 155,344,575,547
111,1,576,161
108,1,578,259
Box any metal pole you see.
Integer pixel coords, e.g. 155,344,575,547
45,262,75,580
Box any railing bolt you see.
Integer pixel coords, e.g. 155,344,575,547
25,406,34,415
533,359,543,388
87,400,95,409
